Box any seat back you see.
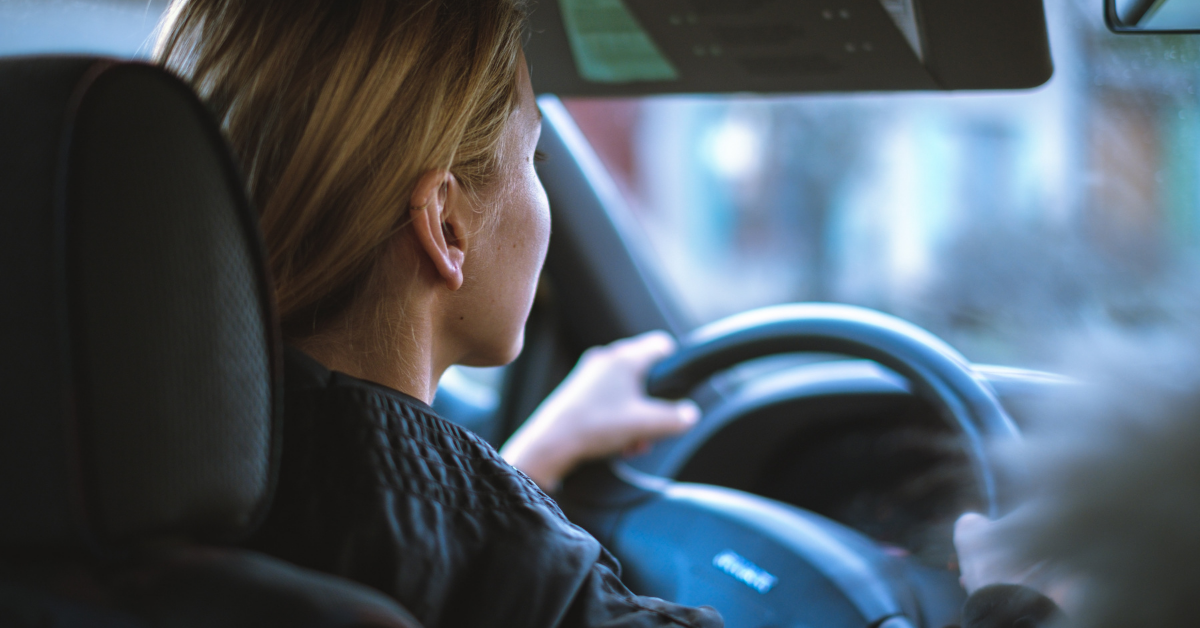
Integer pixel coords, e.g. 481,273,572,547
0,56,419,628
0,56,279,551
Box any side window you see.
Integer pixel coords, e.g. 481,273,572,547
0,1,168,58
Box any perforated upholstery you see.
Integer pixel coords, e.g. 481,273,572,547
0,56,280,550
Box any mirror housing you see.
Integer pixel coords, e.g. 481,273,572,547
1107,0,1200,33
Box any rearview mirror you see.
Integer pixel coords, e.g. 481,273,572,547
1107,0,1200,33
526,0,1054,96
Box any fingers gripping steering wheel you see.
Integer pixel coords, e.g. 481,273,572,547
557,304,1020,628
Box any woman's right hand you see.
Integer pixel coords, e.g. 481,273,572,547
499,331,700,492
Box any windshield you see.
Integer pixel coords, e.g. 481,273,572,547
563,0,1200,369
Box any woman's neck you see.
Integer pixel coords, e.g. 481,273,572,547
295,306,447,404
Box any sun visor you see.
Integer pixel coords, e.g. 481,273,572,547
526,0,1053,96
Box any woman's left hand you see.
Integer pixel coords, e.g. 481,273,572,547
500,330,701,492
955,512,1031,594
955,511,1073,608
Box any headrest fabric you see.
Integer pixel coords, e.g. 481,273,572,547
0,57,280,551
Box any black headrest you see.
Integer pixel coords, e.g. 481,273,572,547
0,57,280,552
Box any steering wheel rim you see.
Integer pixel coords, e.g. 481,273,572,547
646,302,1019,518
558,303,1020,627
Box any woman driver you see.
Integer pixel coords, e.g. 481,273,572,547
154,1,1059,626
155,0,716,626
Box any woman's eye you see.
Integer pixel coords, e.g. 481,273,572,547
534,150,548,163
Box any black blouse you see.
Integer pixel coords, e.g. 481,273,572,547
247,346,723,628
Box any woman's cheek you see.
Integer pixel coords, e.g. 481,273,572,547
531,177,552,263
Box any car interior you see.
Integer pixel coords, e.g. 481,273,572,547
2,0,1197,626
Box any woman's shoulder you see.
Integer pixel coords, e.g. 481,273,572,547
265,346,720,628
280,345,557,514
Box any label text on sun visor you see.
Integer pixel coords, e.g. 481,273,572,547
559,0,679,83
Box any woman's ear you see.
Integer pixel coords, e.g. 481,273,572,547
409,169,468,291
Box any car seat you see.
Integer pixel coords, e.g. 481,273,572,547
0,56,422,628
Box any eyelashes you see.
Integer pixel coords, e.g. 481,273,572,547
534,150,548,163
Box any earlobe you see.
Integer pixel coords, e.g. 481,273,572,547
410,170,467,291
439,219,466,291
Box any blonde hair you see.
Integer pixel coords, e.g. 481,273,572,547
155,0,527,338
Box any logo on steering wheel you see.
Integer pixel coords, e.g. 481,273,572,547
712,550,778,594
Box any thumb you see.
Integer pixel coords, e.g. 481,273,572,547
955,512,991,543
613,330,677,374
627,399,701,442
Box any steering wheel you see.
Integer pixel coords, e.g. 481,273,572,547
557,303,1020,628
